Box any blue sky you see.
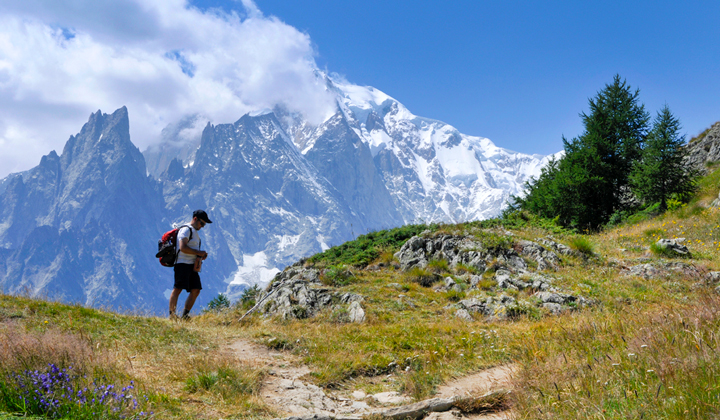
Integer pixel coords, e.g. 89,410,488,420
200,0,720,155
0,0,718,178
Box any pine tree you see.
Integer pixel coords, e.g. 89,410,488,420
518,75,650,229
630,105,697,210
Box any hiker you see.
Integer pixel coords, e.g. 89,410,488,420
169,209,211,319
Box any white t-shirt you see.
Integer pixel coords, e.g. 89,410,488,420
176,225,201,265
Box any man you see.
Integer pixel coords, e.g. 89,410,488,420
169,209,211,319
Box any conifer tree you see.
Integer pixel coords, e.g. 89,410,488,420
630,105,697,210
518,75,650,229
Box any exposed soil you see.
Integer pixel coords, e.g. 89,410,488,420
227,338,516,419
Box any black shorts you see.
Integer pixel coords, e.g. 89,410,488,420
174,263,202,292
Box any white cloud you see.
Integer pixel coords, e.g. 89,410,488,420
0,0,336,178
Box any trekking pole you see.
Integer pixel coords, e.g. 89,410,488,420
238,281,284,322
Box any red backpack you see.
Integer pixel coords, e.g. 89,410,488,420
155,225,192,267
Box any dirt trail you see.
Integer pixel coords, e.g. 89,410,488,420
228,338,515,419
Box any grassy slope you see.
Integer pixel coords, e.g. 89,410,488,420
1,167,720,419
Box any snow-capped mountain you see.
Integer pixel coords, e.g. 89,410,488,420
148,76,553,296
0,77,553,312
327,79,552,222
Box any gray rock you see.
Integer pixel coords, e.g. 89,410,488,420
683,121,720,175
623,263,662,279
371,392,410,405
455,309,473,321
536,291,565,304
537,237,576,257
707,272,720,284
517,240,562,270
444,277,456,287
395,236,430,270
457,295,517,319
260,267,365,319
348,301,365,323
656,238,691,256
543,302,563,314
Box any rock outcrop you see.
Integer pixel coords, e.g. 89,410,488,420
684,121,720,175
395,233,591,318
258,264,365,320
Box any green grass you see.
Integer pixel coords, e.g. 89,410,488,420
307,223,437,267
404,267,441,287
568,236,595,255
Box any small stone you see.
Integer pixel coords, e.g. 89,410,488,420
352,390,367,399
371,391,410,404
543,302,563,314
455,309,473,321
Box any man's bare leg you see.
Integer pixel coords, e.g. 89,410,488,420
182,289,201,318
169,288,183,317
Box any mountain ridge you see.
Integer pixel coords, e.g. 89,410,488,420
1,79,554,312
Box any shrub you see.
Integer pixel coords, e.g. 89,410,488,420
475,279,497,290
186,364,264,399
205,293,231,312
666,197,684,211
404,267,440,287
477,232,514,251
568,236,594,255
320,265,355,286
444,289,466,302
239,285,261,310
427,259,450,274
399,370,441,401
308,224,437,267
454,263,479,275
377,248,397,265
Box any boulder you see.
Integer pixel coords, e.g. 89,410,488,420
656,238,691,256
348,301,365,323
516,240,562,270
259,267,364,319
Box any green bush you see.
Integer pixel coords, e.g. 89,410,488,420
205,293,231,312
454,263,479,275
239,285,261,310
308,224,437,267
427,259,450,274
405,267,440,287
320,265,355,286
568,236,594,255
444,289,466,302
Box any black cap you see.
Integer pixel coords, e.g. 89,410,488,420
193,209,212,224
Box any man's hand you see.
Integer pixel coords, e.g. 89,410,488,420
199,251,208,260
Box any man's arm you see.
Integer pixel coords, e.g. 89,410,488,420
178,238,208,259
